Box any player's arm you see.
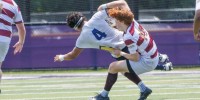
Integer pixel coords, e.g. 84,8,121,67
12,4,26,55
98,0,130,11
13,23,26,55
193,9,200,42
54,47,83,62
112,49,140,62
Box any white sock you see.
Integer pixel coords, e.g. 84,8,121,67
100,89,109,97
138,81,147,92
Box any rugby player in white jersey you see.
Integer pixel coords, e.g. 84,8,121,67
0,0,26,93
193,0,200,41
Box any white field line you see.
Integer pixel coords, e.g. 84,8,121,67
1,76,200,89
2,82,200,89
2,76,200,85
3,70,200,80
1,84,200,94
165,98,200,100
1,92,200,100
1,86,200,95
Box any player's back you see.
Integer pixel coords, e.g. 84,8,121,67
124,20,158,60
76,10,125,50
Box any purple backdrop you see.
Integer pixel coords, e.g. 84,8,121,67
3,23,200,69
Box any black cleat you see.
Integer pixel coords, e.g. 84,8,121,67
138,88,152,100
89,94,110,100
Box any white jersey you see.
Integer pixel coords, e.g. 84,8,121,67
76,10,126,50
0,0,23,43
124,20,158,61
196,0,200,10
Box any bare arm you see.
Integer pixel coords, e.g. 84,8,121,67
193,9,200,42
98,0,130,11
112,49,140,62
54,47,83,62
13,23,26,55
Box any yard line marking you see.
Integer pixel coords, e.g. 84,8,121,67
2,76,200,85
2,78,200,88
164,98,200,100
1,85,200,94
1,92,200,100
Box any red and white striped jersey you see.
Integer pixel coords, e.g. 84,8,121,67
123,20,158,60
196,0,200,10
0,0,23,43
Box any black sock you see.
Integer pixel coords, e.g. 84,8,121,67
104,73,118,91
124,72,141,85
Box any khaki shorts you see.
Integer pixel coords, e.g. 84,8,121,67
0,42,9,62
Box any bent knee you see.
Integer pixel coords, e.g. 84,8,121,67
108,62,118,73
108,61,127,73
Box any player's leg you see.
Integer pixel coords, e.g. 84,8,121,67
90,60,128,100
0,42,10,94
0,62,2,93
127,58,159,100
111,47,152,94
91,59,153,100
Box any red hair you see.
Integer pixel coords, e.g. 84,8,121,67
108,8,134,26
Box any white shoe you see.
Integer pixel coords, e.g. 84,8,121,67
164,62,173,71
159,54,169,63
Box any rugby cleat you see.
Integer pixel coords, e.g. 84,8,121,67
163,62,173,71
138,88,152,100
89,94,110,100
159,54,169,63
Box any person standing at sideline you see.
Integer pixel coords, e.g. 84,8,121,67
193,0,200,41
0,0,26,93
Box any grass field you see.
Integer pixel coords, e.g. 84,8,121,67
0,68,200,100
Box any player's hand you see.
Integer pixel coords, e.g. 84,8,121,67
54,55,60,62
54,55,64,62
13,41,23,55
97,4,107,11
97,5,103,11
112,49,121,57
194,34,200,42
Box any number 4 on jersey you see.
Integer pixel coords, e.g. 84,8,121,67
92,28,107,40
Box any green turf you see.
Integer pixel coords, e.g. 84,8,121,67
0,68,200,100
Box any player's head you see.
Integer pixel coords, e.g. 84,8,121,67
66,12,86,31
108,8,134,31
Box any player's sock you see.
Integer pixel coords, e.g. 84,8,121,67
124,72,141,84
100,89,109,97
104,73,118,92
138,81,147,92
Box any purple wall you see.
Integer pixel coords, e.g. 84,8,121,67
3,23,200,69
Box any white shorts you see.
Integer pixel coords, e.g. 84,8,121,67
126,56,159,75
0,42,9,62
